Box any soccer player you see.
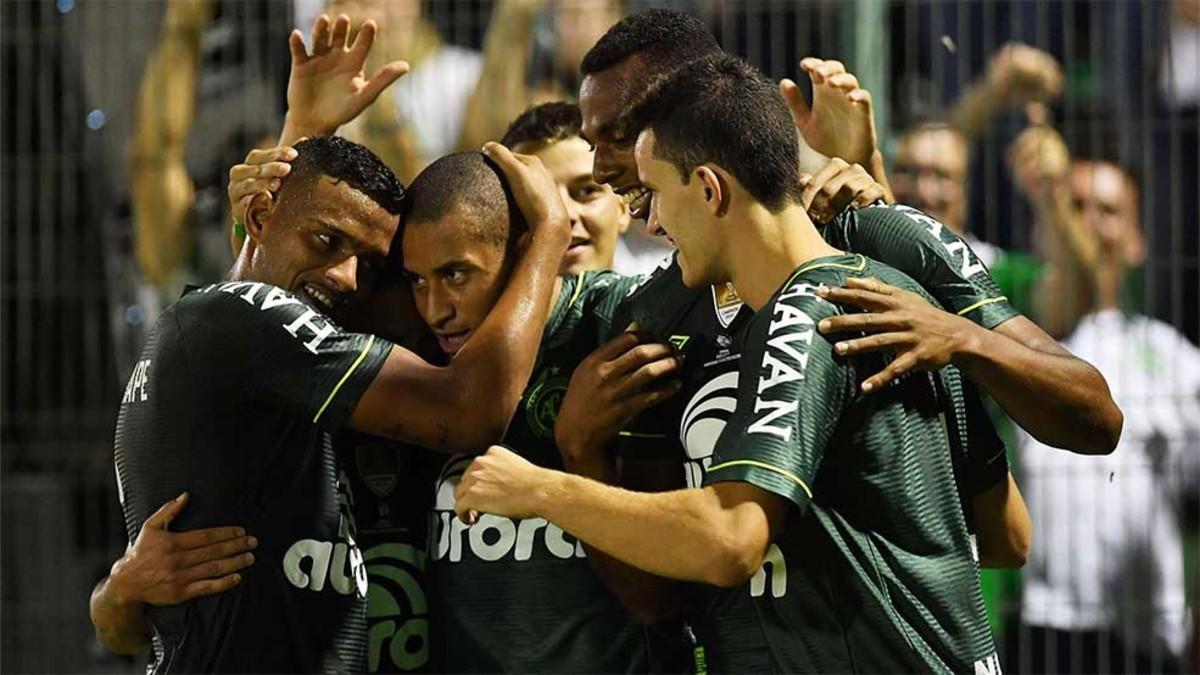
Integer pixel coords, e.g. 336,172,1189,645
501,101,633,276
454,53,1004,673
576,9,1120,460
90,132,568,672
397,150,675,672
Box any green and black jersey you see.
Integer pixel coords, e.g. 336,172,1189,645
697,255,999,673
341,434,443,673
113,282,394,673
429,271,653,673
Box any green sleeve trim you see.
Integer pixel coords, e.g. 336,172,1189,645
567,271,588,311
956,296,1009,317
706,459,813,499
313,335,376,424
787,254,867,286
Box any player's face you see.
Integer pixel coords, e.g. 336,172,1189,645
528,136,630,275
254,175,395,324
892,127,969,233
579,62,653,222
401,208,513,356
635,131,721,288
1070,161,1143,271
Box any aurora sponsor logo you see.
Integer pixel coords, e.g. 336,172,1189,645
679,371,739,488
282,469,368,597
429,457,586,563
365,542,430,672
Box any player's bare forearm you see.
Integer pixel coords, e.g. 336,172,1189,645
532,474,768,588
959,317,1122,454
90,575,151,655
973,474,1031,569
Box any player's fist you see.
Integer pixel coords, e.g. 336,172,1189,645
108,493,257,607
454,446,547,522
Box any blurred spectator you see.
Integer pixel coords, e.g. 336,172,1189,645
1009,126,1200,674
500,101,634,276
129,0,283,302
890,43,1061,318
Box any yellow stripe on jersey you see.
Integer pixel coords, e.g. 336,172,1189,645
706,459,814,499
779,254,869,290
313,335,376,424
956,296,1008,317
567,271,589,311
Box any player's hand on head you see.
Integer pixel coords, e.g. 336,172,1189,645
799,158,886,224
228,145,299,233
554,327,682,470
781,57,878,168
109,493,257,607
815,277,978,393
454,446,545,523
481,142,571,246
283,13,409,140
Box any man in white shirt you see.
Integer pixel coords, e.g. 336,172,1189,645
1011,134,1200,673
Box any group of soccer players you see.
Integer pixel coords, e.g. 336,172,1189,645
91,8,1125,673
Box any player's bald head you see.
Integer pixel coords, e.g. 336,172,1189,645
401,151,525,251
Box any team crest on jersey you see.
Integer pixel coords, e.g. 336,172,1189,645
524,368,569,439
680,371,739,488
711,283,744,328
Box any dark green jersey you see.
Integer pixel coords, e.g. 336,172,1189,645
821,204,1019,329
697,254,999,674
429,271,652,673
341,434,443,673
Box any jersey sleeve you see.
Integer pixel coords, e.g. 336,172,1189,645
702,278,855,512
830,205,1019,329
177,282,393,431
958,379,1009,494
576,270,647,344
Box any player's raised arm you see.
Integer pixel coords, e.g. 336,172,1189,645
278,14,410,146
350,144,570,452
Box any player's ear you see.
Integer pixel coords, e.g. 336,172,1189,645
244,190,276,244
695,164,729,217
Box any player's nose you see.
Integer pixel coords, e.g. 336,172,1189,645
325,255,359,295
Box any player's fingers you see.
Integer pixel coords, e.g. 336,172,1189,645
620,355,682,394
311,14,331,55
818,311,909,335
626,380,684,414
808,172,855,222
229,161,292,183
798,57,823,73
481,142,525,174
816,60,846,79
330,14,351,50
828,72,859,91
589,331,642,364
178,536,258,566
361,61,410,102
145,493,189,530
288,30,309,65
843,276,895,295
816,285,894,311
779,78,809,117
799,158,850,208
609,342,676,376
850,183,886,209
179,573,243,602
349,18,376,57
831,332,914,357
848,88,872,105
182,552,256,584
245,145,298,166
862,352,919,394
173,526,249,550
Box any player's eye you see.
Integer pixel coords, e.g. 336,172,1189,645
574,184,603,201
445,269,467,285
316,232,337,249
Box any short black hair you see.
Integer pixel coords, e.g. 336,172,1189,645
286,136,405,215
501,101,582,151
401,151,525,249
580,9,720,79
621,53,805,212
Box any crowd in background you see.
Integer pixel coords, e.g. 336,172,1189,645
1,0,1198,672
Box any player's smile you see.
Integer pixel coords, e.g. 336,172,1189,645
617,184,652,221
434,328,471,356
298,281,348,318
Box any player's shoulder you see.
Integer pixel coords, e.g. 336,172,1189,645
755,256,857,328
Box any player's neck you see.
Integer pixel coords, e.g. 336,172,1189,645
726,202,842,310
